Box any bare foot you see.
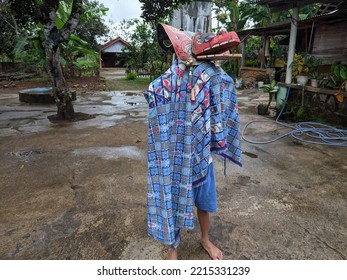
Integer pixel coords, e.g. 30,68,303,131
166,247,178,260
201,239,223,260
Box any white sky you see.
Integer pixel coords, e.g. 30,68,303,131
97,0,142,24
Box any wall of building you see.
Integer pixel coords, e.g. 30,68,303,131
312,21,347,64
103,41,128,54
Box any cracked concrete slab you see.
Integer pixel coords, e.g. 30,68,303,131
0,88,346,260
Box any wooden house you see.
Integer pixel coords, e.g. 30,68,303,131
238,0,347,66
237,1,347,124
100,37,130,68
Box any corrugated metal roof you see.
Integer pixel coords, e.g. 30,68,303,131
246,0,342,11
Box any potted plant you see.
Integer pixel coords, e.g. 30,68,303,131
258,80,279,115
257,103,268,115
291,53,309,85
309,71,319,87
291,54,322,86
307,55,323,87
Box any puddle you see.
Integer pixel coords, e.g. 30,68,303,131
71,146,145,161
125,102,146,106
6,150,44,162
70,115,126,129
120,92,142,97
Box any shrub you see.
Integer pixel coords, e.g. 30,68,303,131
126,72,138,80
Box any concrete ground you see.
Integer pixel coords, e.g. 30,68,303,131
0,82,346,260
99,67,126,80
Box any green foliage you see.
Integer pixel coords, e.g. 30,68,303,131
259,80,279,112
126,72,138,80
122,19,168,79
139,0,193,27
244,36,262,59
290,53,321,77
260,80,279,93
214,0,240,31
73,53,99,76
289,104,314,122
331,62,347,91
0,0,20,61
61,34,98,77
56,1,73,30
331,62,347,81
319,74,338,89
75,1,109,51
3,0,107,77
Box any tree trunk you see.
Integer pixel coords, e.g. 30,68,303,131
40,0,84,121
45,44,75,120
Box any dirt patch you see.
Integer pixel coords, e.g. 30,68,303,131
239,67,270,88
0,76,106,93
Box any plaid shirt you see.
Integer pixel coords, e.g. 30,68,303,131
144,60,241,246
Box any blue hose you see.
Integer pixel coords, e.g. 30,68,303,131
242,86,347,147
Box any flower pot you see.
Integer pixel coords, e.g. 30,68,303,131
311,79,318,87
296,75,308,85
257,105,268,115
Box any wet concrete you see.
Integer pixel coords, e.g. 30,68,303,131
0,88,346,260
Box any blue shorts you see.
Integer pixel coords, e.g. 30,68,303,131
193,163,217,213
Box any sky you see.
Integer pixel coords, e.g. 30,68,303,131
97,0,142,24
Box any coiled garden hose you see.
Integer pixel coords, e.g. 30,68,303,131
242,86,347,147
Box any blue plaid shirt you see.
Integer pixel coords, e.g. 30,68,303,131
144,60,241,246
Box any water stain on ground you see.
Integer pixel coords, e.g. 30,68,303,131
0,88,347,260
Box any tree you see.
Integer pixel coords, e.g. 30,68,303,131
0,0,21,61
75,0,109,51
8,0,85,120
123,19,169,79
139,0,193,27
214,0,240,31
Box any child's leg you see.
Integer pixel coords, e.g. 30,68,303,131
165,229,181,260
166,246,178,260
197,208,223,260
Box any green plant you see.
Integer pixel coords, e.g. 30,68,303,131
309,71,319,80
331,62,347,90
72,53,98,77
290,53,309,77
305,55,322,75
319,74,338,89
126,72,138,80
288,103,314,122
290,53,322,78
259,80,279,113
257,103,268,115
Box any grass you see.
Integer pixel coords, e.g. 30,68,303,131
104,77,151,91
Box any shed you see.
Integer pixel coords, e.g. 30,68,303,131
238,1,347,124
100,37,130,68
239,1,347,65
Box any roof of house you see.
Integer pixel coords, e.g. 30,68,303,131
101,37,130,52
238,1,347,37
247,0,340,11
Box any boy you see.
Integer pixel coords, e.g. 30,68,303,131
144,24,242,260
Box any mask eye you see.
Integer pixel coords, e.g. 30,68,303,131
163,40,172,48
